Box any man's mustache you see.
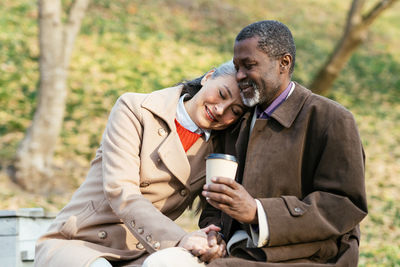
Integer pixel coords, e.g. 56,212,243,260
238,81,255,91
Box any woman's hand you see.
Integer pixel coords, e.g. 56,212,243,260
178,230,209,255
178,224,226,262
198,230,226,263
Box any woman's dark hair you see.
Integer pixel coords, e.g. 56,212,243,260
179,60,236,97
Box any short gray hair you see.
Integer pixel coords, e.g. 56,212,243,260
211,60,236,79
180,60,236,97
236,20,296,74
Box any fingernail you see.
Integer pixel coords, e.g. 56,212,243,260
211,177,217,182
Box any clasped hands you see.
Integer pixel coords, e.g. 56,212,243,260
179,176,258,262
179,225,226,263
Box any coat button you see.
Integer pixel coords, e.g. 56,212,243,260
153,241,161,250
136,242,144,250
137,227,144,234
140,182,150,187
158,128,167,136
294,207,302,213
146,235,152,242
98,230,107,239
131,220,135,228
180,189,188,197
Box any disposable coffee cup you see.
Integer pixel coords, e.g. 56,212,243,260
206,153,238,185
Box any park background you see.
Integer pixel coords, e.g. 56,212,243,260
0,0,399,266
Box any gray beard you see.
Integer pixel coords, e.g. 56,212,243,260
240,82,261,107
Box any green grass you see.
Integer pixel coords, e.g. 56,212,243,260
0,0,399,265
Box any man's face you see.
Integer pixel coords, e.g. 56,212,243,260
233,36,283,109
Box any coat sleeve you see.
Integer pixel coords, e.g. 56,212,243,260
101,93,186,253
198,131,226,230
258,111,368,247
199,202,222,229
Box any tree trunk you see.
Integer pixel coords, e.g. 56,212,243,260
11,0,90,193
309,0,398,95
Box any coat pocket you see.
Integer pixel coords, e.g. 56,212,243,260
189,169,206,185
59,201,96,239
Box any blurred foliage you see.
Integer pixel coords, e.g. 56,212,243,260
0,0,399,265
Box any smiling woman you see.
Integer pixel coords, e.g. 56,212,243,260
33,60,244,267
184,62,245,131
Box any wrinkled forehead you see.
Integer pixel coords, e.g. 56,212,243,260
234,36,259,50
233,37,268,62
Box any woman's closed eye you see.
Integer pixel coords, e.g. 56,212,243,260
231,107,243,116
219,89,226,100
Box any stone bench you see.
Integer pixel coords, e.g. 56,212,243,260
0,208,56,267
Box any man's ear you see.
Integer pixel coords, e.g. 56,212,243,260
201,68,216,85
279,54,292,74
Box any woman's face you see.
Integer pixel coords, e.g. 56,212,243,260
185,71,245,131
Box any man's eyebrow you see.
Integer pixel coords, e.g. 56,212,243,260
224,85,233,98
240,56,253,62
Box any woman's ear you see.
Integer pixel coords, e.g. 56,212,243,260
201,68,216,85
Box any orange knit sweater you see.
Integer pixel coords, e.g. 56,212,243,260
174,119,202,152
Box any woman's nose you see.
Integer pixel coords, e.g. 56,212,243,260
214,103,225,116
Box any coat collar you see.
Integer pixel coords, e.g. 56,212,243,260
269,82,311,128
141,86,190,185
229,82,312,134
141,85,183,131
140,85,211,187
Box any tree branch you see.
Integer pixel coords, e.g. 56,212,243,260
345,0,365,31
362,0,398,27
39,0,63,64
63,0,91,67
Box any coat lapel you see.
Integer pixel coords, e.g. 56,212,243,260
141,86,191,186
157,131,191,186
220,111,254,240
232,110,253,184
186,135,213,185
222,83,313,240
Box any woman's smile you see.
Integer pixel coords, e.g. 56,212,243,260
205,106,217,122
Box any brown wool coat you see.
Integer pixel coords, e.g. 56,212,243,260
35,86,215,267
200,83,368,267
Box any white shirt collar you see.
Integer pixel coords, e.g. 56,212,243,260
176,94,211,141
287,81,295,98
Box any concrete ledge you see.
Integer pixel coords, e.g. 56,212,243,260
0,208,57,218
0,208,56,267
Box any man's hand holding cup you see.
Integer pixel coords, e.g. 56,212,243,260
203,153,258,224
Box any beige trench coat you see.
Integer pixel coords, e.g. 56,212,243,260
35,86,215,267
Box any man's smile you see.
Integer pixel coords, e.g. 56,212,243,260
239,81,255,97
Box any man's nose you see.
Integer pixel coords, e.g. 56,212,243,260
236,68,246,81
